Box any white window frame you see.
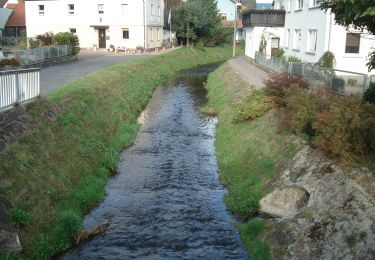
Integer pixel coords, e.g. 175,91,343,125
219,12,228,21
293,29,302,50
307,29,317,53
296,0,303,10
98,4,104,14
121,3,128,15
122,28,129,40
158,6,161,17
157,28,160,41
151,4,154,16
150,28,153,41
70,28,76,34
285,29,290,49
287,0,291,12
310,0,322,7
67,4,74,15
38,5,45,15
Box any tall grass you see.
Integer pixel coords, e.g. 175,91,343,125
204,64,299,259
0,45,236,258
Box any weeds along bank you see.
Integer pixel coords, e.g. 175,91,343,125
0,46,234,258
204,63,375,259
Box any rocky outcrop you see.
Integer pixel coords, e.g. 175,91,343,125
259,186,309,218
263,146,375,259
0,195,22,253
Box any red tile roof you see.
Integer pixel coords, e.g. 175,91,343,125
6,0,25,27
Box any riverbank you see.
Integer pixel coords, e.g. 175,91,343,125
204,62,375,259
0,45,238,258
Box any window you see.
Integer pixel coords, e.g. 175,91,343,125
122,28,129,39
38,5,44,15
151,4,154,16
296,0,303,9
157,28,160,41
158,6,161,17
150,28,153,41
345,33,360,53
310,0,322,7
70,28,76,34
219,13,227,21
293,29,302,50
285,29,290,48
98,4,104,14
287,0,291,11
307,29,317,52
121,3,128,15
68,4,74,15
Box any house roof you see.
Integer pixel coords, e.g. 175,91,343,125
0,8,13,29
5,0,25,27
0,0,7,7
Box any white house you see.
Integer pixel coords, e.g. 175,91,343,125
283,0,375,74
25,0,164,51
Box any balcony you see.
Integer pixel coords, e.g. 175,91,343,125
242,9,285,27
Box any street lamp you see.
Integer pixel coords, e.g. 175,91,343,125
232,2,242,58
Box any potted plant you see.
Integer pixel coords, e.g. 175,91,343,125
109,44,115,52
136,45,144,54
93,44,97,51
171,38,177,48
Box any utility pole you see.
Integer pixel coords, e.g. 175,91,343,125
232,2,242,58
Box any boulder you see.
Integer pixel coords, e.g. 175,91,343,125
0,229,22,253
259,186,310,218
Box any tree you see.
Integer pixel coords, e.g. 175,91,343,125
172,0,221,45
319,0,375,71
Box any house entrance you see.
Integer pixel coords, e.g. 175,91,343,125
98,29,106,49
271,37,280,57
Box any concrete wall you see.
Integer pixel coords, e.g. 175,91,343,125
25,0,164,50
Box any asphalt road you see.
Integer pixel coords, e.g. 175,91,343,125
40,51,143,95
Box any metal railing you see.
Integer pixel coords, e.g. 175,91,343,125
0,68,40,111
255,52,370,95
2,45,70,65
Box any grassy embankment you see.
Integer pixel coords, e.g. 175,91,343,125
203,64,300,259
0,45,238,258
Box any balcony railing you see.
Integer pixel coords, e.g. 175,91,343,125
242,9,285,27
221,19,243,28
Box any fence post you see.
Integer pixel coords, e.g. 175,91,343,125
24,50,28,65
302,63,305,78
15,72,20,104
57,46,60,57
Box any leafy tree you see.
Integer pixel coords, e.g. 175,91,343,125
172,0,221,45
319,0,375,71
53,32,80,55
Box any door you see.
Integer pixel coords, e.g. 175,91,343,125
98,29,106,49
271,37,280,57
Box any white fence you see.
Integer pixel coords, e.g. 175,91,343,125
255,52,371,95
0,68,40,111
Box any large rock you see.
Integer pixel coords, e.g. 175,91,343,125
0,196,11,229
0,229,22,253
259,186,310,218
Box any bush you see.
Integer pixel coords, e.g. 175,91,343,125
232,89,274,123
53,32,80,55
0,57,21,67
284,86,329,137
287,56,301,62
316,51,336,68
273,48,285,60
35,32,54,47
361,103,375,151
364,82,375,104
264,73,309,106
313,96,365,161
331,76,345,92
10,208,31,227
347,78,358,86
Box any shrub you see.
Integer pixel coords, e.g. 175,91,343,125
264,73,309,106
232,89,274,123
361,103,375,151
273,48,285,60
316,51,336,68
287,56,301,62
53,32,80,55
364,82,375,104
58,210,82,236
347,78,358,86
313,95,365,161
0,57,21,67
35,32,54,47
331,76,345,92
284,86,330,137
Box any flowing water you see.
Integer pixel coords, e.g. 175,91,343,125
62,65,247,259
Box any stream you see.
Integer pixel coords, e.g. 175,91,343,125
62,65,247,259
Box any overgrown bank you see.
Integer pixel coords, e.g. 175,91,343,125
0,45,236,258
203,63,299,258
204,63,375,259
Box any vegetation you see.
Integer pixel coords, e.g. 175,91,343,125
172,0,229,46
0,45,234,258
364,82,375,104
28,31,80,55
287,55,301,63
0,57,21,67
204,64,299,258
320,0,375,71
316,51,336,68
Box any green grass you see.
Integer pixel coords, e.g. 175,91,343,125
205,64,300,259
0,45,238,258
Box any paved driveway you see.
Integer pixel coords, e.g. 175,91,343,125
40,51,143,95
